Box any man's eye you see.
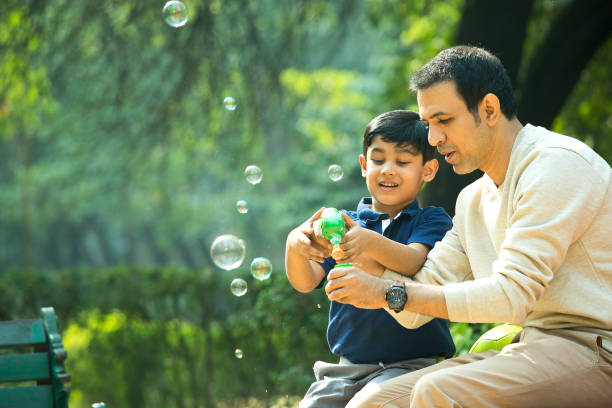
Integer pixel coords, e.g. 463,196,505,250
439,118,451,124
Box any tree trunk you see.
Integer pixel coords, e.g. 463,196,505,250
518,0,612,127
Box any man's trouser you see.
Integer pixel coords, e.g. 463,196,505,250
346,327,612,408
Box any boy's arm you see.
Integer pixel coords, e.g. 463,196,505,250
345,226,429,276
285,208,328,292
338,209,452,276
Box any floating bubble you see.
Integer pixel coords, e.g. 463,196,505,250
235,348,244,359
230,278,247,296
210,234,246,271
244,165,262,185
328,164,343,182
236,200,248,214
223,96,237,111
162,1,188,28
250,257,272,280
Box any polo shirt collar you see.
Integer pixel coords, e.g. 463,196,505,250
356,197,420,226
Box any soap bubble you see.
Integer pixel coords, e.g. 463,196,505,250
244,165,262,184
250,257,272,280
223,96,237,111
162,1,188,28
234,348,244,359
210,234,246,271
236,200,248,214
328,164,343,182
230,278,247,296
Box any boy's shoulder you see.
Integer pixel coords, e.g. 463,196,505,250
414,205,451,220
402,205,452,232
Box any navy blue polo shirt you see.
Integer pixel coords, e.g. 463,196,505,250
319,197,455,364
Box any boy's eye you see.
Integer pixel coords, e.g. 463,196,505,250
371,159,384,164
438,118,451,124
397,161,410,166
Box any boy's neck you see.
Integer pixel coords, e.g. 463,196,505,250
370,199,415,220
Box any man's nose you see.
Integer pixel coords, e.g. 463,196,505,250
428,126,445,147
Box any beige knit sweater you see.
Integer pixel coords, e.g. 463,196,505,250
385,124,612,341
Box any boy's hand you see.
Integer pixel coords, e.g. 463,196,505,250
336,213,374,262
287,207,330,263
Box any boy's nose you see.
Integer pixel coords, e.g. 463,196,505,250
382,162,395,175
428,126,445,147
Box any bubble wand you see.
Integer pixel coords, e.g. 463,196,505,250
320,208,346,261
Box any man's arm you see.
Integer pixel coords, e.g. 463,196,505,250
325,266,449,318
326,223,472,328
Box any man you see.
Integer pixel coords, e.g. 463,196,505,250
322,46,612,407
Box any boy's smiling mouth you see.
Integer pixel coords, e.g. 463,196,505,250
379,181,399,190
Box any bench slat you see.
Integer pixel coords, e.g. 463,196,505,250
0,385,53,408
0,353,50,382
0,320,46,347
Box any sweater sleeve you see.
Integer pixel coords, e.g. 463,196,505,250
382,223,473,328
444,147,609,324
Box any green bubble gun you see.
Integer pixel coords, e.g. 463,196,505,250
320,207,346,261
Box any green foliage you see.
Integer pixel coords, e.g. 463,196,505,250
552,37,612,163
0,265,332,407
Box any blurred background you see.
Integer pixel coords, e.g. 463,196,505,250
1,0,611,406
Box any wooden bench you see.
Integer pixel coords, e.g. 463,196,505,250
0,307,70,408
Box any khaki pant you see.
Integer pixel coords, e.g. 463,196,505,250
346,327,612,407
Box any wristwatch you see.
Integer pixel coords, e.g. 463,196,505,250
385,280,407,313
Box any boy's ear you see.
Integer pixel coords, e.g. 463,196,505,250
359,154,367,178
422,158,439,182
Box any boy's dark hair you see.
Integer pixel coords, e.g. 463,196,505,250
409,45,517,122
362,110,434,162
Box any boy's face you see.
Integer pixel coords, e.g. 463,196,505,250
359,136,438,216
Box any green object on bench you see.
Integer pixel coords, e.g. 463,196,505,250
0,307,71,408
469,323,523,353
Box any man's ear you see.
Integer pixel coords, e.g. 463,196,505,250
359,154,367,178
422,158,439,182
480,93,501,127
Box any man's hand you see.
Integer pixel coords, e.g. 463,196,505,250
325,265,389,309
286,207,331,263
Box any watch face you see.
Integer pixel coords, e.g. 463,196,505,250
386,286,407,310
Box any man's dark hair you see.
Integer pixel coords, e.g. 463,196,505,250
410,46,517,121
362,110,434,162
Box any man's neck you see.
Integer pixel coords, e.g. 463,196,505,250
483,118,523,187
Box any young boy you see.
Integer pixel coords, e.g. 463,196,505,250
285,110,455,408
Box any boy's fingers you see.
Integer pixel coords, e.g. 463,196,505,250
309,207,326,222
341,212,357,228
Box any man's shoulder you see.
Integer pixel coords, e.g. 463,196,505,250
518,124,603,164
513,124,610,182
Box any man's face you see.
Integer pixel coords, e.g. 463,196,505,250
417,81,492,175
